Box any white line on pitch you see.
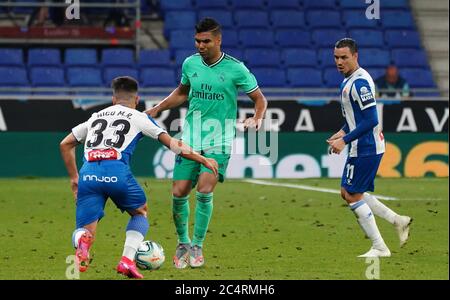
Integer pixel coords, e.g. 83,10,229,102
243,179,398,201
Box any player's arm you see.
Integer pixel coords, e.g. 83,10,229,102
327,124,348,141
145,84,190,117
60,133,80,199
157,132,218,176
243,88,267,130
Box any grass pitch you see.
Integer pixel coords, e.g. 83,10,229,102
0,178,447,280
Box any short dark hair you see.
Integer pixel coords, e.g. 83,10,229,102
195,17,221,35
335,38,358,54
111,76,138,94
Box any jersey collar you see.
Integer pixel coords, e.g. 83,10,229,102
201,52,225,68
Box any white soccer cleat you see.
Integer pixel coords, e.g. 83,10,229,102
358,247,391,258
394,215,412,247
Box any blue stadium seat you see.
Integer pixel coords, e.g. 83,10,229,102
343,10,379,29
275,29,311,47
198,10,234,28
244,49,281,67
281,49,318,67
0,48,24,66
340,0,367,9
385,30,421,48
28,48,61,66
141,68,176,87
400,68,435,88
101,48,135,67
234,10,269,28
30,67,65,86
392,49,429,68
170,30,195,50
303,0,337,9
381,10,415,29
223,48,244,60
159,0,193,11
239,29,274,48
11,0,40,14
287,68,323,87
307,10,341,28
103,67,139,85
195,0,229,9
318,48,336,67
271,10,305,28
138,50,171,67
348,29,384,47
312,29,347,47
0,67,28,86
323,67,344,87
221,30,239,48
266,0,301,9
65,48,97,66
382,0,409,9
251,68,287,87
366,68,386,81
175,50,196,67
164,11,197,38
67,67,103,87
358,48,390,67
229,0,265,9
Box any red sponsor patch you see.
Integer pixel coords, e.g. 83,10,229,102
87,149,118,162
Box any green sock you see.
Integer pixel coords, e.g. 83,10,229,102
172,195,190,244
192,191,213,248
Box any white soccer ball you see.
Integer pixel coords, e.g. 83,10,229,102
153,146,175,178
135,240,165,270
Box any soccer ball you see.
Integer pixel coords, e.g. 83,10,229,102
135,240,165,270
153,146,175,178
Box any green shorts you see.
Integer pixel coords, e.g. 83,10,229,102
173,151,230,186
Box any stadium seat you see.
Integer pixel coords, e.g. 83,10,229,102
239,29,274,48
175,50,196,67
348,29,384,47
30,67,65,86
221,30,239,48
303,0,337,9
164,11,197,38
281,49,318,67
381,10,415,29
103,67,139,85
366,68,386,82
318,48,336,67
138,50,171,68
400,68,435,88
270,10,305,28
223,48,244,60
340,0,367,9
229,0,265,9
234,10,269,28
170,30,195,50
101,48,135,67
391,49,429,68
358,48,391,67
323,67,344,87
67,67,103,87
141,68,176,87
65,48,98,66
287,68,323,87
251,68,287,87
159,0,192,11
385,30,422,48
0,48,24,66
28,48,61,67
198,10,234,28
244,49,281,67
343,10,379,29
266,0,301,9
195,0,229,9
307,10,342,28
382,0,409,9
275,29,311,47
312,29,347,47
0,67,28,86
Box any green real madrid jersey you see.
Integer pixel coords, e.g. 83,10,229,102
180,52,258,152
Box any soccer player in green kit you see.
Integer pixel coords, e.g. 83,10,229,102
146,18,268,268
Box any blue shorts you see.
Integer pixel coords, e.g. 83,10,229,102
341,154,383,194
76,160,146,228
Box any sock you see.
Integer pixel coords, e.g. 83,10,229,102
72,228,89,249
350,200,386,250
363,193,398,224
122,215,149,261
192,192,213,248
173,195,191,244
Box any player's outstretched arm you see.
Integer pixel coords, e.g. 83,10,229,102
145,84,190,117
158,133,218,176
242,88,267,131
60,133,80,199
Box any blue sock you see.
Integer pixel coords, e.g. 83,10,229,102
126,215,149,237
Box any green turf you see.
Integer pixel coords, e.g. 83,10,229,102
0,178,447,280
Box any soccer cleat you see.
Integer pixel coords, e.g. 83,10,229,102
189,245,205,268
394,215,412,247
116,256,144,279
75,231,93,272
358,246,391,258
173,243,190,269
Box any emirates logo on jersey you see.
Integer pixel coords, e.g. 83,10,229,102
87,149,118,162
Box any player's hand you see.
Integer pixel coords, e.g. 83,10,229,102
242,117,263,131
145,105,160,118
70,178,78,201
327,130,345,141
203,158,219,177
327,138,346,155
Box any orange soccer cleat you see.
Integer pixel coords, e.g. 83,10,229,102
116,256,144,279
75,231,93,272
